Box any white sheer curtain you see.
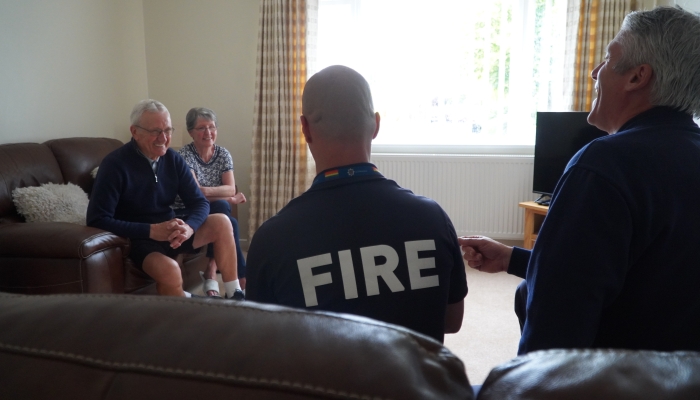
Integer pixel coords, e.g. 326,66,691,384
316,0,567,147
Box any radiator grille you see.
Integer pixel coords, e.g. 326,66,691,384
371,154,535,239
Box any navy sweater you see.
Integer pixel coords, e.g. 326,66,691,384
87,139,209,238
509,107,700,354
247,163,467,343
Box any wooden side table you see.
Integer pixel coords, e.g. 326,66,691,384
518,201,549,249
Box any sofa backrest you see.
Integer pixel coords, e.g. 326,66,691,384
0,143,64,223
0,293,474,399
0,137,123,223
478,348,700,399
45,137,123,197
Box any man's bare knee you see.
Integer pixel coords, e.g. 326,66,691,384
160,269,183,287
195,215,233,248
209,214,232,233
143,254,183,287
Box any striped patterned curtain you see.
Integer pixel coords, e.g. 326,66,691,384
248,0,318,240
564,0,632,111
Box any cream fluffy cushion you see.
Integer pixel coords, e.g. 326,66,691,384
12,183,89,225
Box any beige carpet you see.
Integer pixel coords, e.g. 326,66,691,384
443,267,524,385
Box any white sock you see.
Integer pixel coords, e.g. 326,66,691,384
223,279,241,297
184,291,192,298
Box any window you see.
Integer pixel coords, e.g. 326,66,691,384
316,0,568,153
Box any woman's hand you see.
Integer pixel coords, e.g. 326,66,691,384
229,192,247,205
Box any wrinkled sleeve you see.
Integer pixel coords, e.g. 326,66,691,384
246,226,276,304
519,164,632,354
507,247,531,279
445,212,468,304
86,155,150,238
175,154,209,231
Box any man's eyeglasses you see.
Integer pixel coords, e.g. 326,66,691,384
135,125,174,137
192,126,217,133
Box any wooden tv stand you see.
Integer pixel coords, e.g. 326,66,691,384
519,201,549,249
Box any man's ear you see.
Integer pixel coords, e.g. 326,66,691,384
300,115,312,143
129,125,138,138
626,63,653,91
372,112,380,139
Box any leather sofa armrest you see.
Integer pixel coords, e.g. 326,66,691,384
0,222,129,259
0,223,130,294
478,348,700,399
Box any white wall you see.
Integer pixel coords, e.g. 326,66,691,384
142,0,259,242
640,0,700,10
0,0,148,143
675,0,700,11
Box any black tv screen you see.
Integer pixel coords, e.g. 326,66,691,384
533,112,607,196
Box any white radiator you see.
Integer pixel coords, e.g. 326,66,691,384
370,153,535,239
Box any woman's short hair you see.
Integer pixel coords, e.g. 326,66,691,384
130,99,168,126
186,107,218,131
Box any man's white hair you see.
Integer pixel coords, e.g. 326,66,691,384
130,99,169,126
614,7,700,118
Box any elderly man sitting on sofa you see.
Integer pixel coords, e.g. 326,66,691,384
87,99,243,300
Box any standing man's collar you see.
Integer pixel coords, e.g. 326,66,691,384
617,106,696,133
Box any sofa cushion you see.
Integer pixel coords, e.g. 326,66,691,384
0,293,474,399
478,348,700,399
0,143,64,223
12,182,88,225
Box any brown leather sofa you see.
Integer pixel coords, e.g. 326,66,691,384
2,292,699,399
478,348,700,399
0,292,474,399
0,137,206,295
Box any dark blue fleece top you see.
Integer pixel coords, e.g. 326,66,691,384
87,139,209,238
508,107,700,354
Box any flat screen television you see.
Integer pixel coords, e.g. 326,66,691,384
533,112,607,200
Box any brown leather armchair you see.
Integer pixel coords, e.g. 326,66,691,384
0,137,206,295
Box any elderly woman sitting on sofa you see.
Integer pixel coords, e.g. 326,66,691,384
173,107,247,298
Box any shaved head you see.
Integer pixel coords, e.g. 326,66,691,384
302,65,377,142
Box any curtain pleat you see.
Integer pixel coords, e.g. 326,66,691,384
248,0,317,241
564,0,632,111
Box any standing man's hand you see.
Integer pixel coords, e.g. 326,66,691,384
458,235,513,273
